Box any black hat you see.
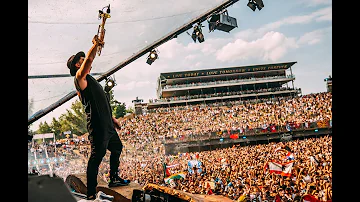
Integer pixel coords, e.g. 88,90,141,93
67,51,85,76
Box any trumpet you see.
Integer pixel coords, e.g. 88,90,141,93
96,4,111,56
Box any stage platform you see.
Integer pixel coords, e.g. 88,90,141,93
66,174,235,202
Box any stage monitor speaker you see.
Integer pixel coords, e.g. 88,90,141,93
28,174,78,202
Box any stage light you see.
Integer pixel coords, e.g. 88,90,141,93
40,159,44,164
247,0,256,11
46,159,50,163
242,136,247,139
59,157,64,162
107,80,113,87
255,0,264,9
104,76,116,93
191,23,205,43
146,49,159,65
54,158,58,162
247,0,264,11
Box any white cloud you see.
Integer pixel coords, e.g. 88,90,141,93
297,27,331,45
234,29,255,41
157,39,185,59
184,54,197,60
200,38,233,55
313,7,332,22
216,31,298,62
235,6,332,41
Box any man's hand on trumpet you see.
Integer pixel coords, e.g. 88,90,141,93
92,35,104,46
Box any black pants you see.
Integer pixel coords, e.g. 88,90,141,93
86,132,123,197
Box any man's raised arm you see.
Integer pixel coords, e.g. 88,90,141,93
76,35,102,80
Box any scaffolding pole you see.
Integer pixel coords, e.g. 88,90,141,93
28,0,241,125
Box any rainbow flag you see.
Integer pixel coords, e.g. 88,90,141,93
164,172,186,184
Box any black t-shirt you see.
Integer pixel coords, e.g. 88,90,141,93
74,74,116,140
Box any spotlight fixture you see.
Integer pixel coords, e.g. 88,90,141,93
191,23,205,43
255,0,264,10
247,0,264,11
146,49,159,65
104,76,116,93
247,0,256,11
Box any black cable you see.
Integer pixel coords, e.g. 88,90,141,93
28,8,208,25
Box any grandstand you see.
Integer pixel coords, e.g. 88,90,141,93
145,61,301,110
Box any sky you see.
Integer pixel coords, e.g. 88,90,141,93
28,0,332,131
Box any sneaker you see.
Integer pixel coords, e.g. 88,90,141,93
86,194,96,200
108,175,130,187
96,191,114,201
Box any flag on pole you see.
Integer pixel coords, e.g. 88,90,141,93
164,172,186,184
163,163,179,178
265,161,294,177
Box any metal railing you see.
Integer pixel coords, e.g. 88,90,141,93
163,75,295,90
164,120,331,143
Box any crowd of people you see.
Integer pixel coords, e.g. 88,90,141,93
28,91,332,201
95,134,332,201
161,136,332,201
28,138,88,178
119,92,331,141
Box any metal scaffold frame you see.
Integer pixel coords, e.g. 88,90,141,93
28,0,241,125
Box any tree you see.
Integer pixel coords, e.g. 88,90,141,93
60,100,87,137
50,117,62,140
107,90,118,112
58,114,72,139
37,121,53,134
107,90,127,118
113,102,127,118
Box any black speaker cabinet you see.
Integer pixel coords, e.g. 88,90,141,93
28,174,78,202
209,14,238,33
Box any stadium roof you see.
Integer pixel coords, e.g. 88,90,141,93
160,61,297,80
